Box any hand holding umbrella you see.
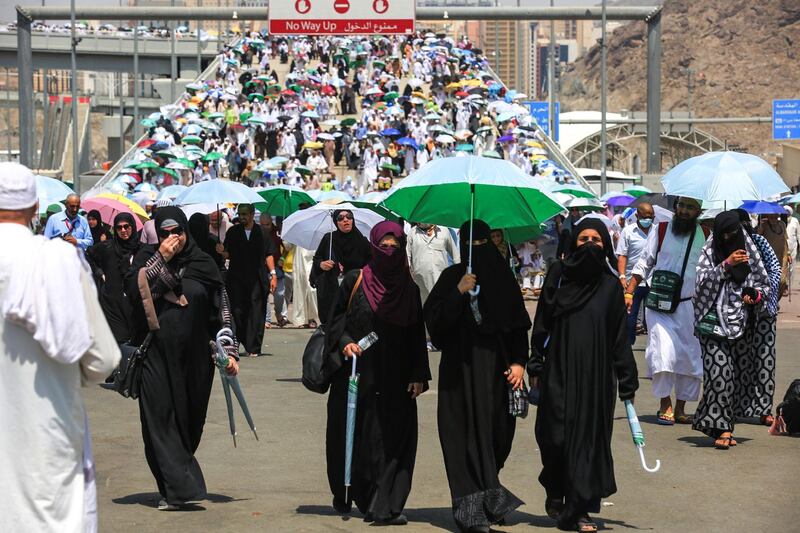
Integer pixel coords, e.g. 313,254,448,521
624,399,661,473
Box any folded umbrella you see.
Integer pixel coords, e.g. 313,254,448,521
214,328,258,447
624,400,661,473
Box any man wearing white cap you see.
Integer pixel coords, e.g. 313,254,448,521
0,162,120,532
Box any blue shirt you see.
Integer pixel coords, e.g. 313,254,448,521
44,212,93,252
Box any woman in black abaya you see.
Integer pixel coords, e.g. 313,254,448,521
188,212,224,271
529,218,638,532
311,209,371,324
325,221,430,525
86,212,140,343
125,207,238,510
424,219,531,533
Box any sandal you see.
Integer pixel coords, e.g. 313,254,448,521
577,515,598,533
545,498,564,520
714,432,735,449
656,410,675,425
674,413,693,424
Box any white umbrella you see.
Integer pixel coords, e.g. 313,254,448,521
317,133,335,141
281,202,385,251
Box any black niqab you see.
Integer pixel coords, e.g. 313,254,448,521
713,210,750,284
153,207,222,287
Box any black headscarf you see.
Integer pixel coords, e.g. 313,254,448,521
735,208,754,235
87,209,109,243
188,212,221,263
713,210,750,284
540,217,617,321
329,209,371,269
458,219,530,333
153,206,222,287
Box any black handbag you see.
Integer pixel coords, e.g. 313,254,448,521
301,271,362,394
111,333,152,400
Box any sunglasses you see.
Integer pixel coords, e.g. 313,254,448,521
337,214,353,221
158,227,184,238
115,223,132,231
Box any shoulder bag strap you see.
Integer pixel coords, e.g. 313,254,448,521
347,270,363,310
679,227,698,279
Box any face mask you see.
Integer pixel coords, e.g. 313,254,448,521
638,218,653,229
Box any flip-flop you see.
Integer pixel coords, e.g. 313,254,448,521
674,414,693,424
656,410,675,425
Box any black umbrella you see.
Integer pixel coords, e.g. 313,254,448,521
631,193,677,211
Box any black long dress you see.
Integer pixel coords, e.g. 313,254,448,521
86,236,139,343
126,236,227,505
311,229,371,325
528,260,638,526
224,223,276,354
424,263,530,532
325,270,431,520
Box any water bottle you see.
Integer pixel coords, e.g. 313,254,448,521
357,331,379,352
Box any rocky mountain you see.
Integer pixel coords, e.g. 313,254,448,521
559,0,800,159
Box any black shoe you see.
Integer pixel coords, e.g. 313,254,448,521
332,497,351,515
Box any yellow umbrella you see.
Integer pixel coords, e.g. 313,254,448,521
461,79,483,87
95,192,151,220
303,141,324,150
525,140,544,148
411,91,427,98
445,82,461,91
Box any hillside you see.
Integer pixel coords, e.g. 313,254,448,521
560,0,800,159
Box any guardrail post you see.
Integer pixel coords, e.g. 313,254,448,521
17,12,34,166
646,9,661,173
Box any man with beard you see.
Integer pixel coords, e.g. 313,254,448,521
625,197,708,426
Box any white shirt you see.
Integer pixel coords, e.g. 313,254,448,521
615,222,651,279
0,223,120,533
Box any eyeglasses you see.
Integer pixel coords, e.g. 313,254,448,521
115,223,132,231
337,214,353,221
158,227,184,238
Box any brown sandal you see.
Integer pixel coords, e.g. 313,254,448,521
714,432,735,449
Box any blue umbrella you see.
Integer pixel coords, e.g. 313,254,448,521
397,137,419,150
344,332,379,501
624,400,661,473
739,200,786,215
381,128,401,137
156,184,187,200
181,124,203,136
661,151,790,204
36,175,73,207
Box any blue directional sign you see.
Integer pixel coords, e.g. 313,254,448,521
773,99,800,141
526,101,559,142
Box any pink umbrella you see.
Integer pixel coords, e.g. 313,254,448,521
82,197,145,231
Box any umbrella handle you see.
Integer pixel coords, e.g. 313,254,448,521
638,446,661,473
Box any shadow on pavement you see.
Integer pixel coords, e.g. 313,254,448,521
275,377,303,383
600,517,654,530
112,492,242,509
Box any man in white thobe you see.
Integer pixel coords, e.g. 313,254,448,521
287,243,320,327
0,163,120,533
626,197,705,425
407,223,460,304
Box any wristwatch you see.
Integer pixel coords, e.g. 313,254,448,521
269,270,277,276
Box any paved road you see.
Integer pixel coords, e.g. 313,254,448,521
88,299,800,532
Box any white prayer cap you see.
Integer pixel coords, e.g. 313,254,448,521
0,162,37,210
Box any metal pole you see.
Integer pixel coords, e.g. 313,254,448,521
170,0,176,102
6,69,11,162
70,0,80,188
493,0,498,79
645,10,661,174
119,79,124,158
217,0,222,52
42,67,50,167
600,0,607,194
548,0,555,137
134,16,139,140
197,0,202,75
17,12,34,166
515,0,521,92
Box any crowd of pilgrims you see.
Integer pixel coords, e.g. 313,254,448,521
65,29,790,533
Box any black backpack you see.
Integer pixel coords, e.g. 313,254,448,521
776,379,800,434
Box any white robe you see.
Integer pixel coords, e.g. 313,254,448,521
289,245,319,325
631,221,706,378
0,223,120,533
406,226,460,304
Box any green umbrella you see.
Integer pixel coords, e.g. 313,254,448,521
341,118,357,127
175,157,195,168
247,93,265,102
382,155,563,253
294,165,313,176
351,193,401,222
382,91,399,101
482,150,502,159
380,162,401,174
206,112,225,120
202,152,224,161
288,84,302,93
456,143,474,152
553,184,597,199
501,224,546,245
622,185,653,198
182,135,202,144
255,185,316,218
245,80,262,88
140,118,157,128
134,161,161,170
239,112,253,123
156,150,176,159
158,167,179,177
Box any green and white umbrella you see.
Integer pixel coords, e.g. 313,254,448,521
553,184,597,199
382,155,563,270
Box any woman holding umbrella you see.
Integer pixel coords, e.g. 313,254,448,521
311,209,371,325
424,219,531,533
324,221,431,525
125,207,239,510
86,212,141,343
529,217,639,533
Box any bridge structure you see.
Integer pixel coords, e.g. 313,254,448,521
14,4,666,176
